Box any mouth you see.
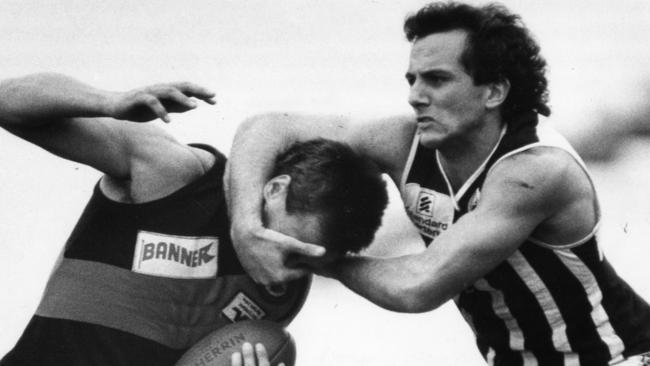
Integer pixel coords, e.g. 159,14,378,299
416,116,435,124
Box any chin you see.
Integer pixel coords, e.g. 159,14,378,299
418,133,445,150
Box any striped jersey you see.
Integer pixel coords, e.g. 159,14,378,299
400,116,650,365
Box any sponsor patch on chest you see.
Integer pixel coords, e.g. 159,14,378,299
402,183,455,240
132,231,219,279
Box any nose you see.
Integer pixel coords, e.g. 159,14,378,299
408,79,429,111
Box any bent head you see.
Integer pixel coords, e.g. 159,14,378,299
404,1,550,147
262,139,388,268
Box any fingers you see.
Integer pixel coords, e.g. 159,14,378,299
172,81,217,104
231,351,243,366
148,84,213,108
261,268,308,287
141,94,170,123
263,229,326,258
231,343,272,366
262,265,310,287
141,83,215,122
242,342,256,366
288,240,327,257
255,343,271,366
280,267,310,282
164,88,199,109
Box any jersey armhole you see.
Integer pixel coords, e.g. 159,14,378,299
487,142,601,249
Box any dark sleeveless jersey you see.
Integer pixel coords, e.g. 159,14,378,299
400,116,650,366
1,144,310,366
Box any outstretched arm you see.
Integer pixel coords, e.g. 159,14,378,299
227,113,414,285
329,150,576,312
0,73,215,176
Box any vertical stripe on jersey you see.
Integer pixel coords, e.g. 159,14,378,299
475,279,525,351
522,351,539,366
487,348,496,366
507,250,572,352
484,262,563,365
458,286,512,354
460,307,512,365
573,244,650,358
520,243,613,365
554,249,625,361
564,353,581,366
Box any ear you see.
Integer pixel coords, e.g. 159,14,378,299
263,175,292,203
485,78,510,110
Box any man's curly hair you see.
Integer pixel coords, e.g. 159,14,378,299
404,2,550,127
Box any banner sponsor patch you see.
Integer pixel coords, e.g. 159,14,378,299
132,231,219,279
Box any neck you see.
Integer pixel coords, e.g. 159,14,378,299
437,117,504,189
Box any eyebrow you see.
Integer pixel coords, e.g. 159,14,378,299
405,68,454,79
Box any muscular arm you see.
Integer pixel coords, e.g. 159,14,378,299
0,73,215,177
332,149,578,312
0,73,112,127
227,112,415,284
227,112,349,219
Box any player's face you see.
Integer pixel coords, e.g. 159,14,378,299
406,29,492,150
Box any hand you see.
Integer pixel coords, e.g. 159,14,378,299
231,343,285,366
107,82,215,123
231,224,326,286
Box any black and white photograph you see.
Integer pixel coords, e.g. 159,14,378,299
1,1,650,365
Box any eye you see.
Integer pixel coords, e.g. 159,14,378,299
421,71,450,87
424,74,445,85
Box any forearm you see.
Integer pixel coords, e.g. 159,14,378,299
334,200,543,313
0,73,112,127
333,254,452,313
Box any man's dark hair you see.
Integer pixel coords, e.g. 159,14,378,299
271,138,388,254
404,1,550,127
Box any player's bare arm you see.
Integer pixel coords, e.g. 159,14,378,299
331,147,589,312
0,73,216,201
0,73,215,127
227,113,415,285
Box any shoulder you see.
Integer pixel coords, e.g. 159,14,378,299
490,146,583,188
481,146,588,216
102,129,218,203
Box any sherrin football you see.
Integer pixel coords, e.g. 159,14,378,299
175,320,296,366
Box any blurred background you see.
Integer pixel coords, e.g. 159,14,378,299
1,1,649,365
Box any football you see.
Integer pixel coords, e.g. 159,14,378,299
175,320,296,366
